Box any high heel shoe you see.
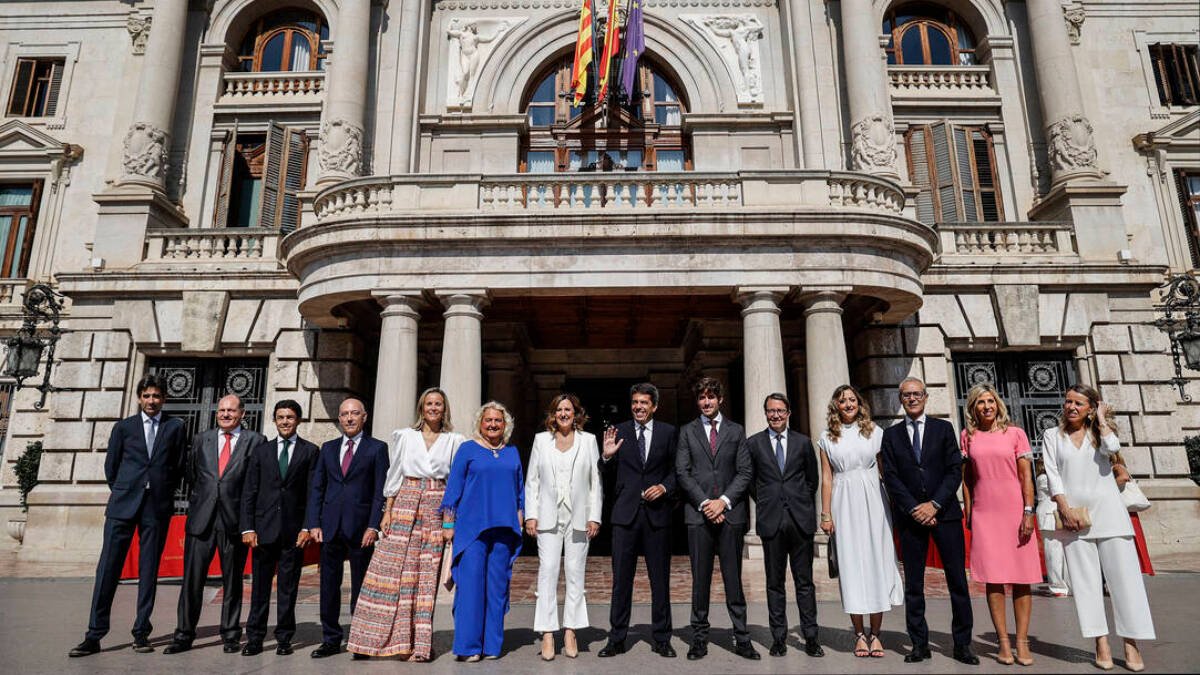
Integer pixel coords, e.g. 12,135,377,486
1094,656,1115,670
563,630,578,659
995,637,1014,666
1015,639,1033,666
1123,641,1145,672
539,634,555,662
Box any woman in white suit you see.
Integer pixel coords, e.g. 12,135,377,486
524,393,602,661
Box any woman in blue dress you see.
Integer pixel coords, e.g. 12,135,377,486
441,400,525,661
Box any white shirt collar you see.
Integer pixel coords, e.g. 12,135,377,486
636,419,654,432
907,413,927,426
702,413,724,428
343,432,364,444
219,425,242,437
141,411,161,424
770,427,787,441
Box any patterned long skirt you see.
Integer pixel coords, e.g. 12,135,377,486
347,477,446,658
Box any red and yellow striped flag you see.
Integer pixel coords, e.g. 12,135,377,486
569,0,594,106
597,0,621,103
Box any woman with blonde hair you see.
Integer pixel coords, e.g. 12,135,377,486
1043,384,1154,671
525,393,603,660
960,383,1041,665
818,384,903,659
347,388,464,661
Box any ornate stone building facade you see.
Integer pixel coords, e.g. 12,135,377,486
0,0,1197,562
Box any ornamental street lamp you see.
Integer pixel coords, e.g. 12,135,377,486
2,284,65,410
1151,273,1200,401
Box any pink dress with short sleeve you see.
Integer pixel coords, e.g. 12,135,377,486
962,426,1043,584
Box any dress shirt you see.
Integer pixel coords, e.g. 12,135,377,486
276,434,295,460
699,414,732,513
770,428,788,464
903,414,940,510
220,426,243,451
382,428,465,497
141,411,161,489
340,432,363,466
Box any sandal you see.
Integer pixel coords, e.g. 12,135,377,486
854,632,870,658
869,634,885,658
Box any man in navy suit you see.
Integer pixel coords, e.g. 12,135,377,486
598,382,678,658
70,374,188,657
239,399,319,656
879,377,977,665
305,397,389,658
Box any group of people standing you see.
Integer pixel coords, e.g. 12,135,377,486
67,371,1156,670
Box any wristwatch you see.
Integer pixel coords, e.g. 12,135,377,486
1023,506,1035,515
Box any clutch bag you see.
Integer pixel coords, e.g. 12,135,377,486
827,533,839,579
1053,506,1091,530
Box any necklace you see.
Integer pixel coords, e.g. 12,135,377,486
479,438,503,457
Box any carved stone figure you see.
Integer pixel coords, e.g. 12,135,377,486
122,122,169,182
850,114,898,173
1063,3,1085,46
1048,114,1098,173
448,20,508,104
319,118,364,176
704,15,764,99
127,15,151,55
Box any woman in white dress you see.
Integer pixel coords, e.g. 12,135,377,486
1043,384,1154,672
818,384,904,659
524,393,602,661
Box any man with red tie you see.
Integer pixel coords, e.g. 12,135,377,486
165,394,265,654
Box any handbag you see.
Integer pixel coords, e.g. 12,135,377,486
1053,506,1092,530
1121,479,1152,512
827,533,839,579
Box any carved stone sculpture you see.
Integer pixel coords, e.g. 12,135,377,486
1063,3,1085,46
127,15,151,55
1048,114,1098,173
684,14,765,104
122,122,169,182
850,114,897,173
319,118,364,176
446,18,520,108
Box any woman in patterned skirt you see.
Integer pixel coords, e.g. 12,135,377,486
347,388,464,660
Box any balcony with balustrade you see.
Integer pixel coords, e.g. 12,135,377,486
888,65,998,107
215,71,325,113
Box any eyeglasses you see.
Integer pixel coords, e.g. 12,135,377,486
765,409,789,417
899,392,926,401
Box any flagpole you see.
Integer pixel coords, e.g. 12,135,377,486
590,0,603,111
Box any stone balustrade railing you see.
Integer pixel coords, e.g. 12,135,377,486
219,71,325,102
312,171,907,223
143,228,280,263
939,222,1075,256
888,66,993,94
0,279,29,305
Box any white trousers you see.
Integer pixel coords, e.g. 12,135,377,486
533,523,591,632
1063,535,1155,639
1043,531,1071,595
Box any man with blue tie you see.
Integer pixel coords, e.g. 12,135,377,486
879,377,977,665
305,397,389,659
70,374,188,657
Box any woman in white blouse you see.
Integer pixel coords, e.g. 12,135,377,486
347,388,464,661
1042,384,1154,672
524,393,602,661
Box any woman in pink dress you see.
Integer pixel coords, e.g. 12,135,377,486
961,383,1041,666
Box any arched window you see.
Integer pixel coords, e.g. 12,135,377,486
521,56,690,173
237,9,329,73
884,4,978,66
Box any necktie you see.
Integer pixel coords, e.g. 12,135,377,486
637,425,647,463
774,433,785,473
219,432,233,477
709,420,718,457
342,438,355,475
911,419,923,463
145,418,157,458
279,438,292,479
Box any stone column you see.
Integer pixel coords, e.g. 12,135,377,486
392,0,426,172
738,288,789,436
839,0,899,179
318,0,371,186
1025,0,1101,186
783,0,825,168
438,291,488,418
803,291,850,444
372,293,423,438
119,0,190,189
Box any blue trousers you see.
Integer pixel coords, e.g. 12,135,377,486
86,497,168,641
453,528,518,657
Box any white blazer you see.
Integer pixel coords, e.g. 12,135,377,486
525,430,603,532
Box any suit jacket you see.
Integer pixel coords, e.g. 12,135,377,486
600,419,678,528
304,435,390,541
675,416,752,526
879,416,964,522
239,436,320,546
525,430,603,531
104,412,188,521
185,426,266,535
745,428,819,538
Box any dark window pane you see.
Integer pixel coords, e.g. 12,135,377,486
926,27,952,65
528,106,555,127
532,74,556,102
901,29,925,64
260,33,285,72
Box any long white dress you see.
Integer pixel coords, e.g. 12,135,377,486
819,425,904,615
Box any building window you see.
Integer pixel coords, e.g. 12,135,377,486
953,352,1077,457
1175,170,1200,269
520,56,690,173
1149,44,1200,107
6,58,65,117
884,4,978,66
905,122,1002,224
236,8,329,72
0,182,42,278
213,123,308,232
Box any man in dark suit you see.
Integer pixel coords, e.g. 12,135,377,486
879,376,977,665
238,399,319,656
165,394,266,654
305,397,389,658
745,392,824,658
675,377,757,660
70,374,188,657
598,382,678,658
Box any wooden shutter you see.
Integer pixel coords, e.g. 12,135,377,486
906,126,936,224
6,59,35,116
43,60,63,116
259,122,285,228
1175,170,1200,268
279,128,307,234
953,126,980,221
972,129,1002,221
212,127,238,227
930,121,961,221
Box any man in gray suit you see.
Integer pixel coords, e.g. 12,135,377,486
165,394,265,654
675,377,757,661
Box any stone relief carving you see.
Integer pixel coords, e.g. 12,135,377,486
850,114,898,173
1047,114,1098,173
446,18,523,108
319,118,364,176
682,14,765,104
122,122,169,181
434,1,776,10
127,15,152,55
1063,3,1085,46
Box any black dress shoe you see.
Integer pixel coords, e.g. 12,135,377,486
223,640,241,654
597,641,625,657
768,640,787,657
311,642,341,658
351,652,370,660
651,641,677,658
132,636,154,653
953,645,980,665
804,639,825,657
905,645,930,663
735,641,761,660
69,639,101,657
242,642,263,656
686,640,707,660
275,642,294,656
163,641,192,655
